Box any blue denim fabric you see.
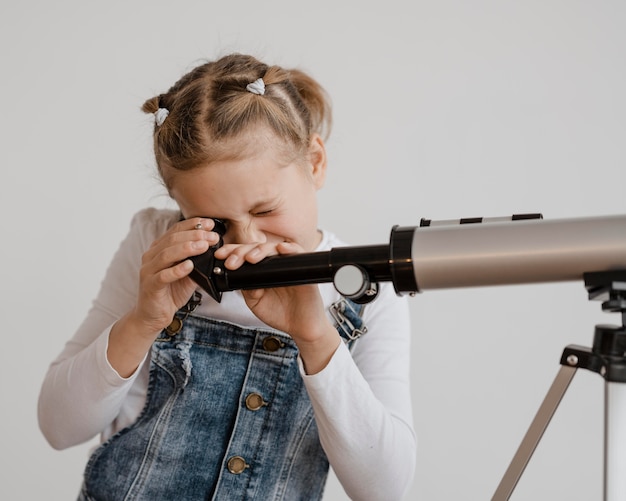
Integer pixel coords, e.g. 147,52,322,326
79,299,364,501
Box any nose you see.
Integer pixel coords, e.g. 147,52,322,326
226,221,267,245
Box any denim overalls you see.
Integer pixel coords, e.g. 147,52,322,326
79,297,365,501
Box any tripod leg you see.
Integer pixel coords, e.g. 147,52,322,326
492,364,577,501
605,381,626,500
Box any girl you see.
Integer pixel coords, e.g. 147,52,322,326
38,53,416,500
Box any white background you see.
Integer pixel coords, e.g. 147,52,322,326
2,1,626,499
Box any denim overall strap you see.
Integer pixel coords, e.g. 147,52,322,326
329,297,367,347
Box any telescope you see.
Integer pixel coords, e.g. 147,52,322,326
189,213,626,304
189,212,626,500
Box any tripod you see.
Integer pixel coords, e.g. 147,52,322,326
493,270,626,500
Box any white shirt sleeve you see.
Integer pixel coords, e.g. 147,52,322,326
37,208,175,450
300,283,416,501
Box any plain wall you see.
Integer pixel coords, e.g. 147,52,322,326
2,1,626,499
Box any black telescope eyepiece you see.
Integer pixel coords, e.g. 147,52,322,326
211,218,227,239
188,218,227,303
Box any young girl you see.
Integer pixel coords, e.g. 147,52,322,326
38,53,416,501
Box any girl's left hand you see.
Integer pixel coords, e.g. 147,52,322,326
213,241,341,373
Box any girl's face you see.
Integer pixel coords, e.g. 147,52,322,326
169,133,327,252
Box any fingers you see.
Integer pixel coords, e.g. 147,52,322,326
139,218,222,287
147,258,194,287
213,243,265,269
214,240,304,270
275,241,302,255
146,218,220,262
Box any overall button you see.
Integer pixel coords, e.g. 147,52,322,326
165,317,183,336
245,392,268,411
262,335,284,352
227,456,250,474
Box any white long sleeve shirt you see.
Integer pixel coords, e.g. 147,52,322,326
38,207,416,500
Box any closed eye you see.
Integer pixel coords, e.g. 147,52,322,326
253,209,275,217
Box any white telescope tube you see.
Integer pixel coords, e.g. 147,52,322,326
409,214,626,290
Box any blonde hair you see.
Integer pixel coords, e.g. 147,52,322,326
142,53,332,183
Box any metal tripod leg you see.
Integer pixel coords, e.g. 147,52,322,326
492,364,577,501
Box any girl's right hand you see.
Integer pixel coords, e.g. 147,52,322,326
131,217,220,335
108,218,221,378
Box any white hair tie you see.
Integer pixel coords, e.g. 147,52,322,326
246,78,265,95
154,108,169,127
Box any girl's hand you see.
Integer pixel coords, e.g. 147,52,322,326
132,218,221,335
108,218,221,378
214,240,341,374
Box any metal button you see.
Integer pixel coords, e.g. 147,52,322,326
245,393,267,411
262,336,284,352
165,317,183,336
227,456,250,474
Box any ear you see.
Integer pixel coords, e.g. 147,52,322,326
308,134,327,189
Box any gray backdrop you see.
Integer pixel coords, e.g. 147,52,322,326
2,1,625,499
